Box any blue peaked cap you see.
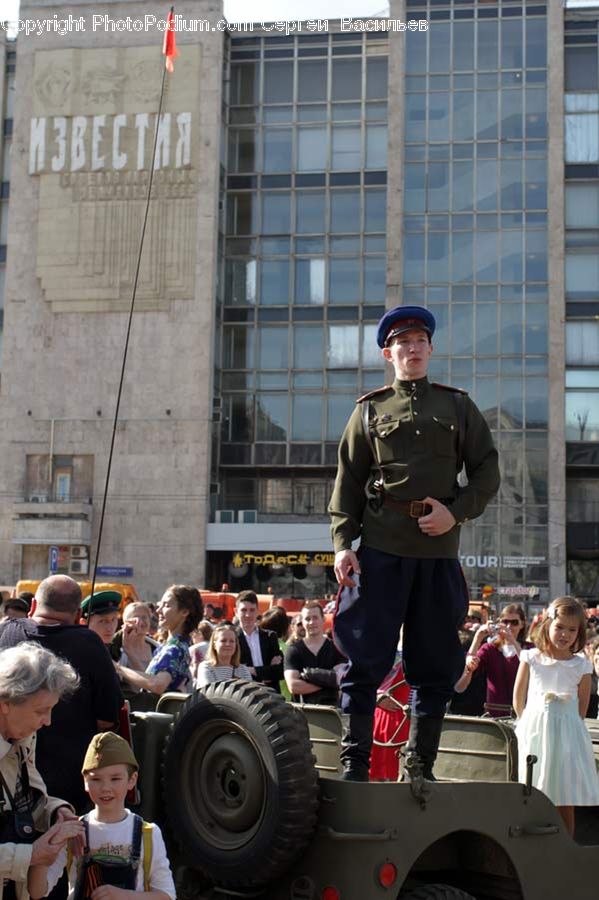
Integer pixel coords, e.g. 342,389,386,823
376,306,436,349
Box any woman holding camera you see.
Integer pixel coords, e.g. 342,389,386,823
454,604,531,718
0,643,84,899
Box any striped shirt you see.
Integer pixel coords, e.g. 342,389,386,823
196,661,253,688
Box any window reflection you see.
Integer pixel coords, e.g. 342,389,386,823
328,325,359,368
256,394,288,441
295,259,325,305
566,392,599,442
292,395,323,441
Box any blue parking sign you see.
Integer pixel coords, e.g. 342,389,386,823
49,546,59,574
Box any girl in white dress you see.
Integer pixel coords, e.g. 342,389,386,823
513,596,599,836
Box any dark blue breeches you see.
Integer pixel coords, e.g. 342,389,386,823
333,546,469,719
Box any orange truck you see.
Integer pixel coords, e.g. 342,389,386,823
15,579,141,612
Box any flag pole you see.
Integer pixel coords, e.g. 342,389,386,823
88,9,176,604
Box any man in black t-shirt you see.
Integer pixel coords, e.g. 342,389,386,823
0,575,122,813
284,601,346,705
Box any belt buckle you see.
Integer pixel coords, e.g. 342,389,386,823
409,501,431,518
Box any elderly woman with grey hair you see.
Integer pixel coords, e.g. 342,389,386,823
0,644,84,900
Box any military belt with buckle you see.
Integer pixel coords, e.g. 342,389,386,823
381,497,433,518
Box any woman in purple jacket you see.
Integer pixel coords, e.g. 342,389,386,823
455,604,531,718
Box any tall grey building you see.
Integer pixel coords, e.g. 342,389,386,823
0,0,596,610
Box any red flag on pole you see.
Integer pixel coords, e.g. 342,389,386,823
163,7,178,73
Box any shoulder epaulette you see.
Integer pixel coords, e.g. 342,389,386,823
356,385,393,403
431,382,468,395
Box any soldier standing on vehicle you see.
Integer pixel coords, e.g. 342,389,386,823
329,306,500,781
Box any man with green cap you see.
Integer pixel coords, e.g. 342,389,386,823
330,305,500,782
30,732,175,900
81,591,122,648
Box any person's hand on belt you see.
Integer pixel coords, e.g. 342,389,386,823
334,549,361,586
417,497,456,536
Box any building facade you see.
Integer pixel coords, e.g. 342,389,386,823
0,0,596,607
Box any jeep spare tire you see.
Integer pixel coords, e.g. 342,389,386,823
161,680,319,887
401,885,477,900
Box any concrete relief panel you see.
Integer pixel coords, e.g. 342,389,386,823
29,46,201,312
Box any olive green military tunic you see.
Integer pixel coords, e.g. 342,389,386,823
329,376,500,559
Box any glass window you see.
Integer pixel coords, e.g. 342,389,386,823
525,88,546,139
451,304,473,355
262,193,290,233
452,231,473,283
295,259,325,305
565,47,598,92
331,191,360,232
566,391,599,441
453,92,474,141
502,18,523,70
366,125,387,169
525,303,547,355
477,160,498,211
263,128,292,173
362,324,381,367
525,229,547,281
406,30,427,75
367,58,388,100
478,21,498,71
227,193,257,235
565,113,599,163
223,325,254,369
293,326,324,368
500,159,522,211
403,232,425,283
257,326,289,369
566,184,599,228
329,258,360,302
228,128,256,173
429,22,450,74
525,17,546,69
452,160,474,212
476,305,498,355
227,395,253,442
298,60,328,102
477,90,498,140
332,125,361,169
428,93,450,142
500,303,523,355
225,259,256,305
428,162,449,212
501,376,523,426
332,60,362,101
566,321,599,365
256,394,288,441
427,232,449,283
501,88,523,139
453,22,474,71
476,231,499,283
365,190,386,232
297,126,328,171
566,252,599,298
260,260,289,305
259,478,291,514
501,230,523,282
404,163,426,213
292,395,322,440
364,257,385,301
328,324,359,367
525,158,546,210
230,63,259,105
296,193,325,233
264,61,293,103
405,93,427,143
327,394,356,440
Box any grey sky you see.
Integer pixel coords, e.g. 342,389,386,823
1,0,390,24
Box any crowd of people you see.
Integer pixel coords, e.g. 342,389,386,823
1,574,599,900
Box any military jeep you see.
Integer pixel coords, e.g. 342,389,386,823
129,681,599,900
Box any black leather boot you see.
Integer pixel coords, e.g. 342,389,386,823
401,715,444,782
340,713,374,782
